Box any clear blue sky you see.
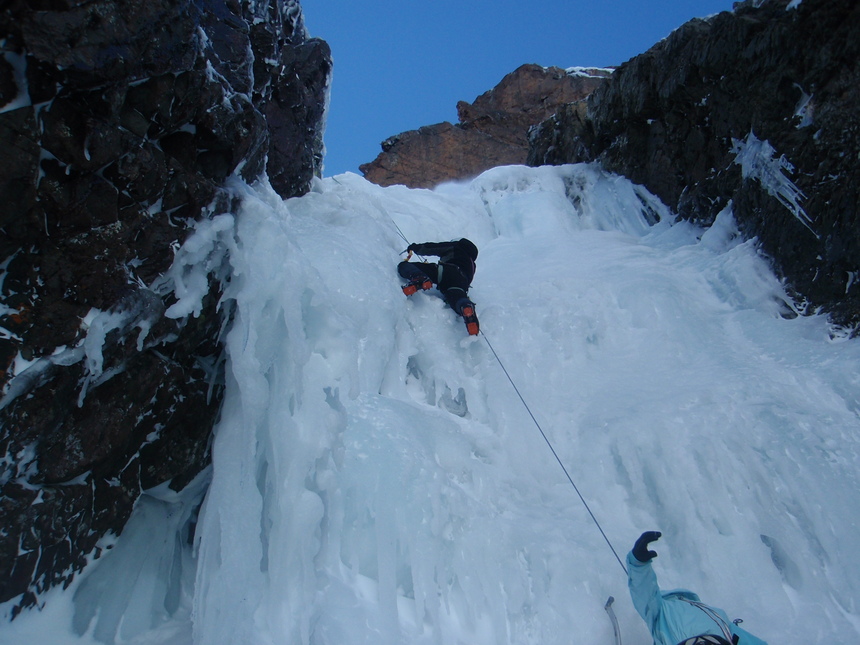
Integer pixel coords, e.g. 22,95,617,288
300,0,737,177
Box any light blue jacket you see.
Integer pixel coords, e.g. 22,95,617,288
627,552,768,645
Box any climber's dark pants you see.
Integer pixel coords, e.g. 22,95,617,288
398,261,473,313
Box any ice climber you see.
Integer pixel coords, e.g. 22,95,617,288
628,531,768,645
398,238,480,336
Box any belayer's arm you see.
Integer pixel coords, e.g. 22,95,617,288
627,551,664,630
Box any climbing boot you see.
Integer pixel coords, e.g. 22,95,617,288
402,276,432,296
460,304,480,336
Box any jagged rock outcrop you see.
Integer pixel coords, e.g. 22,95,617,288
0,0,330,610
360,64,610,188
529,0,860,329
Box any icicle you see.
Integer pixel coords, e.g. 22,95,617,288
730,130,817,236
162,214,236,320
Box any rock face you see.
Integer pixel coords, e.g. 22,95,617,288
529,0,860,328
360,64,609,188
0,0,330,610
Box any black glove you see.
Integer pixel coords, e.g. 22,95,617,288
632,531,662,563
407,243,417,252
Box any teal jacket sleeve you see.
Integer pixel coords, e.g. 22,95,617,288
627,551,666,633
627,551,769,645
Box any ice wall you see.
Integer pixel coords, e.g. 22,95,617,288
188,165,860,644
4,164,860,645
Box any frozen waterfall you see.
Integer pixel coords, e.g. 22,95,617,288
4,164,860,645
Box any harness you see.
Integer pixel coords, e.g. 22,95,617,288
678,636,732,645
436,261,472,290
677,598,738,645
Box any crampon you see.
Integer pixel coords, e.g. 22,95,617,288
460,304,479,336
402,276,432,296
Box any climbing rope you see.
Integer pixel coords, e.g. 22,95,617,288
331,176,413,247
377,207,627,574
389,218,411,248
480,330,629,576
679,598,737,643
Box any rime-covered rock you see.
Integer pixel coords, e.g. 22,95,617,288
0,0,330,609
360,64,609,188
529,0,860,328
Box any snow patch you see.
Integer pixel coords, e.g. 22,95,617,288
793,85,814,128
77,290,164,404
0,52,30,113
564,66,614,77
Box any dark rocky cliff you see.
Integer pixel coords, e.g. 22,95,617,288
529,0,860,329
0,0,330,610
360,64,610,189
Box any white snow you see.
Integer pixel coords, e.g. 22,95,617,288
0,52,30,114
564,66,614,77
2,163,860,645
74,291,164,406
793,86,814,128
